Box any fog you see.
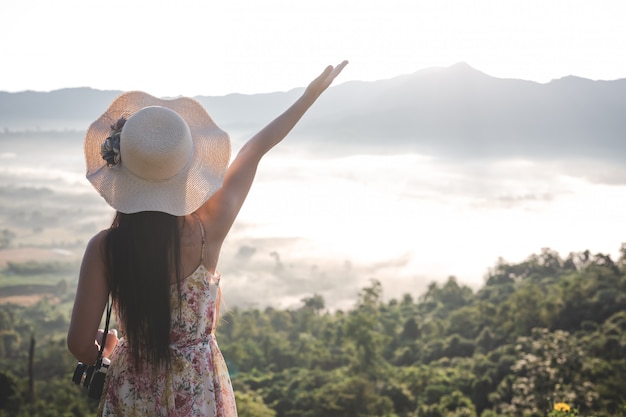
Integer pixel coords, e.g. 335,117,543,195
221,148,626,309
3,130,624,310
2,65,625,309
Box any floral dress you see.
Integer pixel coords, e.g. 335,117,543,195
98,222,237,416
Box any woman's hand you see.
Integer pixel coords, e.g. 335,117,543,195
304,60,349,100
96,329,119,358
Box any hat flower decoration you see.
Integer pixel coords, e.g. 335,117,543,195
100,117,126,167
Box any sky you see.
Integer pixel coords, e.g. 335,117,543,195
1,0,626,97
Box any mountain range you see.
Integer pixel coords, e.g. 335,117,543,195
1,62,625,161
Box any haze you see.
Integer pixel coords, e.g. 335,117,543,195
1,64,625,309
1,1,625,96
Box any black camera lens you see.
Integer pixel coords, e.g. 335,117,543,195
88,370,106,399
83,365,96,388
72,362,87,385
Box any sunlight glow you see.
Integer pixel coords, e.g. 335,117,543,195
230,154,626,292
1,1,625,95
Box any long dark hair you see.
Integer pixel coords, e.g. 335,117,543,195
105,211,182,368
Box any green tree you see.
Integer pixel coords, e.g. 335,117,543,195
235,391,276,417
0,229,15,249
311,375,395,417
344,280,389,376
497,328,598,416
301,294,325,315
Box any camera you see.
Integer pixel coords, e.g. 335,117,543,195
72,358,110,399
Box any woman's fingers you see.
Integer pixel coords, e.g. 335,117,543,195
103,329,119,358
96,328,119,358
307,60,349,96
329,60,349,80
96,329,104,345
320,61,349,86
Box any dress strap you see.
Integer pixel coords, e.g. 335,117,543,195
191,213,206,263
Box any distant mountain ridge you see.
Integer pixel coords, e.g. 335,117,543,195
1,63,625,160
297,62,626,160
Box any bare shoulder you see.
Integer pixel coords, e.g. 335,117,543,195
69,229,111,362
82,229,110,266
76,229,110,301
91,229,110,244
88,229,109,249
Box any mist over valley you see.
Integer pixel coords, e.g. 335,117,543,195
1,63,625,309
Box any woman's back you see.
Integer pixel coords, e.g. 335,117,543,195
177,214,221,280
98,217,237,416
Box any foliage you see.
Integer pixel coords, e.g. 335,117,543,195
2,246,626,416
235,390,277,417
4,260,78,275
0,229,15,249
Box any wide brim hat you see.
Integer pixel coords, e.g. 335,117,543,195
85,91,231,216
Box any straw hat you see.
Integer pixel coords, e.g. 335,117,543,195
85,91,231,216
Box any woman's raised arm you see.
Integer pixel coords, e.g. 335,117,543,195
197,61,348,240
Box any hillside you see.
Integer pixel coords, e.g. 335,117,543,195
2,63,625,162
1,246,626,416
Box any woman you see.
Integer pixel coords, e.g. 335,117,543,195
67,61,348,416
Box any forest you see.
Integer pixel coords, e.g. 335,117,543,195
1,246,626,416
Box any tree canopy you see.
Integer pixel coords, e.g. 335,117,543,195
2,246,626,416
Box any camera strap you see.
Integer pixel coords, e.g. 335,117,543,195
96,297,112,365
